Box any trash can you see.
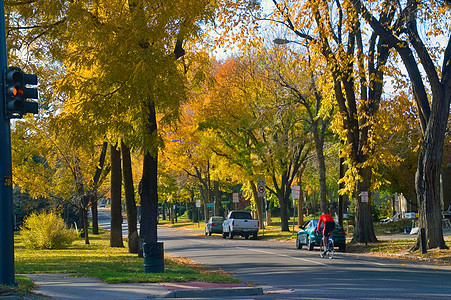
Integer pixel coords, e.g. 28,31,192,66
143,242,164,273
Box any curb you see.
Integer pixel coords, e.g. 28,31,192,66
164,287,263,298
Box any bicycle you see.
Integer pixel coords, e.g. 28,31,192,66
319,232,334,259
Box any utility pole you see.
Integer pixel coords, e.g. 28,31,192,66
0,0,15,285
0,0,39,284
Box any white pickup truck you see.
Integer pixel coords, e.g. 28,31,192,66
222,210,259,239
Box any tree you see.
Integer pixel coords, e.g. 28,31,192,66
8,0,222,249
269,44,334,213
353,0,451,249
191,56,313,231
11,117,110,245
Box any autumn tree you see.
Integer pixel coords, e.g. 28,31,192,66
192,58,269,227
11,116,110,245
190,55,314,231
269,43,335,213
353,0,451,249
248,0,402,243
8,1,223,252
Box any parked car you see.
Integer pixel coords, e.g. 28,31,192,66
205,216,225,236
296,219,346,252
222,210,259,239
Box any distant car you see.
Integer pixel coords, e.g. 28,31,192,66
296,219,346,252
205,216,225,236
99,201,106,207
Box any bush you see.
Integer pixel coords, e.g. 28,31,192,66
20,210,78,249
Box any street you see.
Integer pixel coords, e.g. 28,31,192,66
97,209,451,299
159,227,451,299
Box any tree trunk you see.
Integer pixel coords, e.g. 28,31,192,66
82,206,89,245
415,105,449,249
139,102,159,244
91,141,108,235
265,209,271,225
122,142,139,253
199,186,209,221
250,181,264,229
312,120,328,213
91,202,98,235
279,188,289,232
110,144,124,247
213,181,220,216
352,166,377,243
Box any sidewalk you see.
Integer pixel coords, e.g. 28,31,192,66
10,273,263,299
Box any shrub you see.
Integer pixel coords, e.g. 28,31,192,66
20,210,78,249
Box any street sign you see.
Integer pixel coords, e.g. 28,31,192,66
233,192,239,203
195,200,201,208
222,201,231,204
291,185,300,200
206,202,214,208
257,179,266,197
361,191,369,203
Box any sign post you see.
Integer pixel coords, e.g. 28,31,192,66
233,192,239,210
291,185,300,200
361,191,369,245
195,199,201,227
257,179,266,236
291,185,301,232
257,179,266,197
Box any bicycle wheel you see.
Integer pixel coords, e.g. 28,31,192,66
319,237,325,258
327,238,335,259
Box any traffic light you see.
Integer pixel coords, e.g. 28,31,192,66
4,66,38,119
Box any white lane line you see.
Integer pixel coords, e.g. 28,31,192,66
165,233,392,268
197,238,391,267
179,237,329,265
241,247,329,266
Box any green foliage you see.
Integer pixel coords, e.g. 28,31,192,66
20,211,78,250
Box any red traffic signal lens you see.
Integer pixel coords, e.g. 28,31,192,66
12,86,23,97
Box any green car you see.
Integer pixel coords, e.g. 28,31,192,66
296,219,346,252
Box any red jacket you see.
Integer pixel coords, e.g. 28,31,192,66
317,213,334,230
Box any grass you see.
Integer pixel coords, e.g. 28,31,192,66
346,238,451,266
0,275,33,296
14,231,239,284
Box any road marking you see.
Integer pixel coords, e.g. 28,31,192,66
242,248,329,266
178,237,330,266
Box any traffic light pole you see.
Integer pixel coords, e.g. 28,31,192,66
0,0,16,286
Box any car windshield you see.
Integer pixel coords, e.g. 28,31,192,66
211,217,223,223
311,219,319,227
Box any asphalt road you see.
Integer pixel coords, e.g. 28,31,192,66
158,227,451,299
97,209,451,299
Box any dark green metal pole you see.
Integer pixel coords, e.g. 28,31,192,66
0,0,15,286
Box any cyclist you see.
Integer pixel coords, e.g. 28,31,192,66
316,211,335,255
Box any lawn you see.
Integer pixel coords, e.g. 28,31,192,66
14,231,239,284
